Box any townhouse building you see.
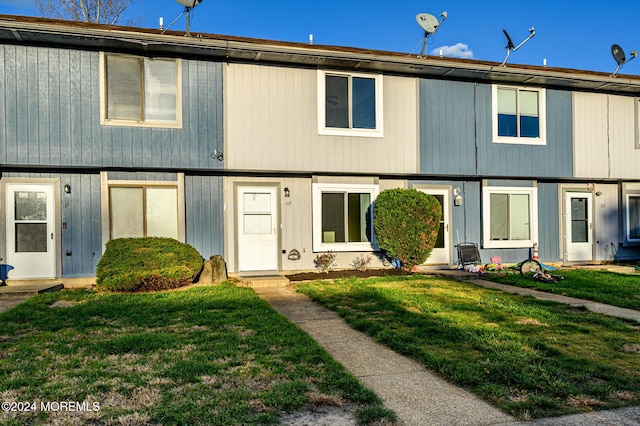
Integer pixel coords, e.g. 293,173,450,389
0,15,639,283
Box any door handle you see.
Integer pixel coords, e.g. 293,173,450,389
51,233,54,240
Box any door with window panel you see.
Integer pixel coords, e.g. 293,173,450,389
419,189,450,265
5,184,56,279
237,186,278,272
565,192,593,262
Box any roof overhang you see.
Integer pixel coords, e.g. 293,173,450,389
1,14,639,95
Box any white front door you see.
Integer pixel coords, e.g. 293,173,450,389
237,186,279,272
566,192,593,262
420,189,450,265
5,183,56,279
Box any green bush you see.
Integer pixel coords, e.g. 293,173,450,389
373,188,441,270
96,237,203,292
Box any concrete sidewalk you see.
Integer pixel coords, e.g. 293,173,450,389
466,278,640,322
255,286,515,426
255,281,640,425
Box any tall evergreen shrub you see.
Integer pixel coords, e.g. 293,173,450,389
373,188,442,270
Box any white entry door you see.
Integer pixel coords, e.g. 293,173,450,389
566,192,593,262
237,186,278,272
420,189,450,265
5,183,56,279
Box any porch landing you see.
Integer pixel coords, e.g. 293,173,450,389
0,282,64,299
238,275,290,288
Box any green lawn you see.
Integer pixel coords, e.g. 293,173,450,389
484,268,640,310
297,275,640,420
0,284,394,425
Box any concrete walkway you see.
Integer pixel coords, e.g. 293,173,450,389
255,280,640,425
255,286,515,426
466,278,640,323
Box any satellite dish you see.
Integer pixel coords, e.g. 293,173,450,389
416,13,439,34
162,0,204,36
414,11,448,58
611,44,638,77
503,30,515,50
175,0,202,6
500,27,536,66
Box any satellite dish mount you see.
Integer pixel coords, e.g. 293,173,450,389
415,11,448,58
500,27,535,66
610,44,638,77
162,0,204,37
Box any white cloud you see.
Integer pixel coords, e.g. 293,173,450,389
430,43,474,59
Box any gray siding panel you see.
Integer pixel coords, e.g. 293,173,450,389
419,80,477,175
419,81,573,178
4,172,102,277
0,45,223,170
476,86,573,178
185,175,224,259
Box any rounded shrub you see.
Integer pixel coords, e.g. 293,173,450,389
96,237,203,292
373,188,442,270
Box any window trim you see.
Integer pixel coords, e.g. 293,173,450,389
312,183,378,252
635,98,640,150
625,193,640,243
317,70,384,138
482,186,538,248
100,172,185,251
492,85,546,145
99,52,183,129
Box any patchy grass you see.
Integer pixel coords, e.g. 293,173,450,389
0,285,394,425
485,268,640,310
297,275,640,420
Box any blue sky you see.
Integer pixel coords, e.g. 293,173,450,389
1,0,640,74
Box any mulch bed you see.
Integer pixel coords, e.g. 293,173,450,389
285,268,415,282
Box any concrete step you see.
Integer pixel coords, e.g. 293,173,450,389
0,282,64,299
238,275,290,288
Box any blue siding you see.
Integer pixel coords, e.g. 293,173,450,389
4,172,103,277
475,85,573,178
0,44,223,170
419,79,573,178
185,175,224,259
420,80,476,175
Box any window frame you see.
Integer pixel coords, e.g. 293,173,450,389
635,98,640,150
99,52,183,129
312,183,378,252
492,85,546,145
100,173,186,251
482,186,538,249
625,193,640,243
317,70,384,138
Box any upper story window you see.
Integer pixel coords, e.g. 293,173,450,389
635,98,640,149
492,85,546,145
100,53,182,128
318,70,383,138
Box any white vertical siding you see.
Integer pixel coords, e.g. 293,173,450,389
573,92,609,178
608,95,640,179
573,92,640,179
225,63,418,174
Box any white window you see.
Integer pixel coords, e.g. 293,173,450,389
626,194,640,242
492,85,546,145
109,186,178,239
312,183,378,251
483,186,538,248
318,70,383,138
100,53,182,128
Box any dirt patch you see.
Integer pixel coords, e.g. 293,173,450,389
285,269,414,282
279,404,357,425
49,300,82,308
